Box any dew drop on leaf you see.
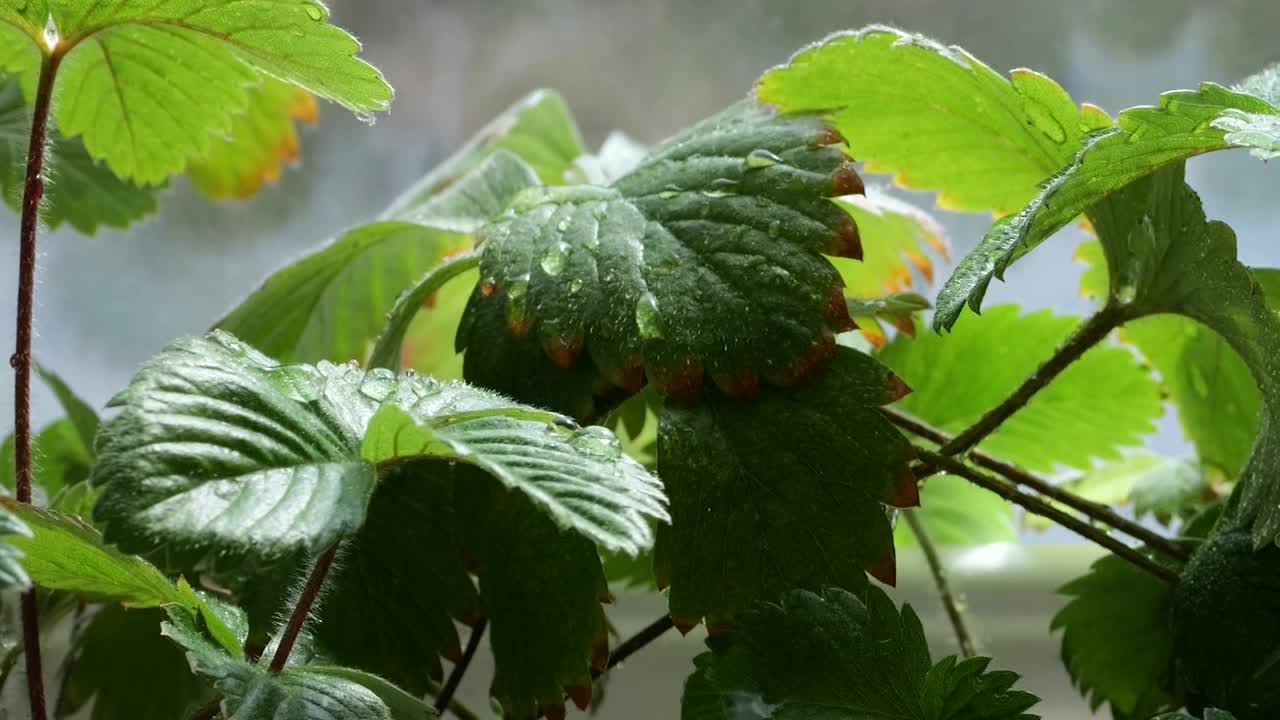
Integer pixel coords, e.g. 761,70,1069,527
592,206,607,221
41,16,59,50
556,218,570,232
744,148,783,169
768,220,782,238
1116,283,1138,304
301,1,325,21
635,292,664,339
569,278,584,294
541,241,570,276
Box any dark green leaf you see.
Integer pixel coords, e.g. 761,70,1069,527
683,586,1039,719
757,25,1109,216
655,347,911,628
0,78,157,233
1051,553,1177,718
1,418,92,499
459,99,866,418
880,304,1161,472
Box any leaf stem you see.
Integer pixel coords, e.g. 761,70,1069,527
14,52,62,720
268,542,341,673
902,510,976,658
914,448,1179,585
368,249,482,369
885,409,1188,561
594,615,674,679
434,618,487,714
934,305,1124,459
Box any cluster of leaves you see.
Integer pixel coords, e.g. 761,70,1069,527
2,6,1279,720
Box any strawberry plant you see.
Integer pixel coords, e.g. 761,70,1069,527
0,6,1278,719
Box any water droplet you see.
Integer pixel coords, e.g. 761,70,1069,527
635,292,664,339
767,221,782,238
591,206,607,221
402,368,417,378
302,1,325,20
41,15,59,50
708,177,738,190
744,148,783,169
541,241,570,276
346,359,361,369
700,190,731,199
556,218,570,232
569,278,584,294
1116,283,1138,304
360,367,397,399
658,190,679,200
1023,101,1066,143
506,274,531,327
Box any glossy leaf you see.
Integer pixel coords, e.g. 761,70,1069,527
163,603,433,720
879,304,1161,472
0,78,156,233
1052,552,1177,718
1,0,392,184
92,332,667,563
35,363,99,457
188,77,319,199
460,99,866,416
654,347,912,628
758,25,1109,216
683,586,1040,719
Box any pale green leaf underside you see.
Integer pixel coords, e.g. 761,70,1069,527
0,502,30,591
895,474,1016,547
831,186,950,301
757,24,1109,216
2,0,392,183
880,304,1161,473
92,332,667,559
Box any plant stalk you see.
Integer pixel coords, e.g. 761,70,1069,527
434,618,487,714
934,306,1123,460
903,510,976,658
885,408,1188,562
914,448,1179,585
14,53,61,720
594,615,675,679
267,542,341,673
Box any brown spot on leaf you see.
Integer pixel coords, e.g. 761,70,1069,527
831,163,865,197
443,634,464,663
592,636,610,672
766,328,836,387
506,315,532,338
907,252,934,284
542,703,567,720
825,215,864,260
816,125,845,146
712,368,759,400
705,620,736,636
885,467,920,508
651,358,703,405
822,285,858,333
884,372,913,403
479,277,498,298
868,545,897,587
672,615,699,636
565,683,593,711
890,314,917,337
543,335,584,370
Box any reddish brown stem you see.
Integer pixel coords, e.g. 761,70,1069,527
14,53,61,720
434,618,487,714
268,542,340,673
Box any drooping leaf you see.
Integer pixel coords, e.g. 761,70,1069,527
879,304,1161,472
0,77,157,233
1051,552,1178,719
92,332,667,564
683,586,1040,720
35,363,99,457
57,605,216,720
218,150,538,365
1130,459,1213,525
188,76,319,199
895,474,1016,547
162,602,433,720
459,99,867,418
1,0,392,184
654,347,912,629
934,84,1280,329
1171,527,1280,720
382,89,584,217
757,25,1110,216
831,187,949,299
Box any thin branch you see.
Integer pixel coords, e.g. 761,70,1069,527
885,408,1188,562
14,53,62,720
594,615,674,679
913,448,1179,585
935,305,1123,459
435,618,487,714
267,542,341,673
903,510,976,658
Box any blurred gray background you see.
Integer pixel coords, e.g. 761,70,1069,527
1,0,1276,717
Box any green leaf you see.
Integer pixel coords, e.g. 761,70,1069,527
1051,552,1177,718
382,89,583,216
0,1,392,184
934,84,1280,329
1,500,180,606
92,332,667,563
895,474,1016,547
879,304,1161,472
0,504,29,591
57,605,216,720
1172,527,1280,719
368,250,481,371
831,187,949,299
1,418,92,499
1130,458,1212,524
35,363,98,458
572,130,647,185
757,25,1109,216
459,99,866,417
0,77,156,233
217,150,538,366
162,602,433,720
654,347,912,628
683,586,1040,720
187,76,318,199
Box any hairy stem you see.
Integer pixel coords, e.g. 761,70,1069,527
903,510,976,658
14,53,61,720
886,409,1188,561
267,542,340,673
434,618,487,714
594,615,675,679
915,448,1179,585
934,305,1123,459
